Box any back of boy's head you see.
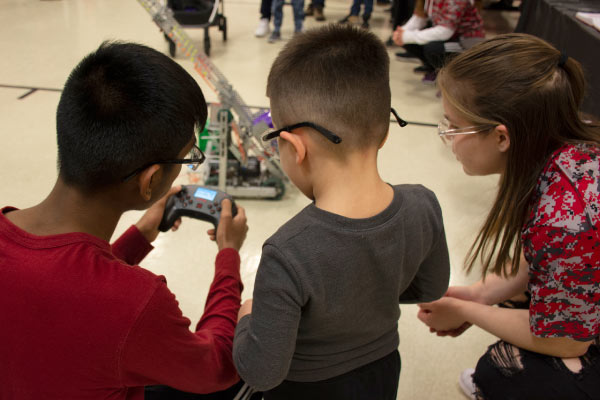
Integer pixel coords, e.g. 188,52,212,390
267,25,391,152
56,41,207,191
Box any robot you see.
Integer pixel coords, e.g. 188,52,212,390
137,0,286,199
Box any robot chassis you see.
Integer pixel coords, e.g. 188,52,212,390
137,0,286,200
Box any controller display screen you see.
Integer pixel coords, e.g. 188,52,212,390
194,187,217,201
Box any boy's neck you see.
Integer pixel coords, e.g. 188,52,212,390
311,152,394,219
5,179,123,242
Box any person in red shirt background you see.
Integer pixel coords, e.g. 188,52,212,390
417,34,600,399
0,41,248,400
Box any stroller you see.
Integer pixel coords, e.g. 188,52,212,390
164,0,227,57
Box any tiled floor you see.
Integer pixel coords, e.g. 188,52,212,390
0,0,520,398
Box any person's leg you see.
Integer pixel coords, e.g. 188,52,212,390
271,0,283,33
402,44,429,68
264,350,400,400
260,0,273,20
472,340,600,400
255,0,273,37
292,0,305,32
268,0,283,41
312,0,325,21
422,40,449,71
393,0,415,28
350,0,361,16
362,0,374,27
339,0,360,23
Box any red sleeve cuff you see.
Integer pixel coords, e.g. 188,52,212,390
111,225,154,265
215,248,242,283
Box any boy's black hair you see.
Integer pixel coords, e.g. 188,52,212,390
267,24,391,150
56,41,207,190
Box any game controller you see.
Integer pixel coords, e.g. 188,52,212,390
158,185,237,232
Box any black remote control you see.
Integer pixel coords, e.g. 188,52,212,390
158,185,238,232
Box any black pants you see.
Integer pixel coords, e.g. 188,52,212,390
473,341,600,400
403,41,454,72
264,350,400,400
391,0,415,29
260,0,273,19
145,380,262,400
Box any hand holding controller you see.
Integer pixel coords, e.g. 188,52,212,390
158,185,238,232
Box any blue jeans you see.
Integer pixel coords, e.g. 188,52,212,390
350,0,373,16
272,0,304,33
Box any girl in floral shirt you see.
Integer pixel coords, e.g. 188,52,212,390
418,33,600,399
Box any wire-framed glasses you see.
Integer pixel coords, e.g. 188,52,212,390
121,144,206,182
438,117,495,145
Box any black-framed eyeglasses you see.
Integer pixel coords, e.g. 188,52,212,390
391,108,408,127
121,144,206,182
261,108,407,144
262,122,342,144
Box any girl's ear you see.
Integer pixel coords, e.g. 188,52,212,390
280,131,307,164
494,125,511,153
136,164,161,201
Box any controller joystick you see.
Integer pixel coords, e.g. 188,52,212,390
159,185,237,232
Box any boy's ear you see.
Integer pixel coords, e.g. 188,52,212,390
280,131,307,164
379,130,390,149
136,164,161,201
494,124,510,153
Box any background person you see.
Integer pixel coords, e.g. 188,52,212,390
393,0,485,83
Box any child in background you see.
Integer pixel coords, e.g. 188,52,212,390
234,25,450,400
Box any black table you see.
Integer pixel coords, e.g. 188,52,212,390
516,0,600,118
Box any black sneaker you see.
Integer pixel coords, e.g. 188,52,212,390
413,65,431,73
395,51,416,59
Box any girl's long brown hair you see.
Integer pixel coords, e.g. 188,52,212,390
437,33,600,277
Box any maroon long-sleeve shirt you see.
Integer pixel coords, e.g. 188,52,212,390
0,206,242,399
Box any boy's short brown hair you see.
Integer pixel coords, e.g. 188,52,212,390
267,24,391,151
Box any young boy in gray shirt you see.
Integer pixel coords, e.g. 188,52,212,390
233,25,450,399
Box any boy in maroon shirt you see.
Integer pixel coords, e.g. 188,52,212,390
0,41,248,399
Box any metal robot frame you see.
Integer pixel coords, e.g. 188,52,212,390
137,0,286,199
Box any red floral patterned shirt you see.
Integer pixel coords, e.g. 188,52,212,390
427,0,485,39
523,143,600,341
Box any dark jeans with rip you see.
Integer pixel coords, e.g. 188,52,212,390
473,340,600,400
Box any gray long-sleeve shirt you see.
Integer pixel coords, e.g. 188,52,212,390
233,184,450,391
